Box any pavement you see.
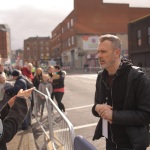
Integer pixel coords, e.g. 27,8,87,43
7,126,37,150
6,114,149,150
6,126,149,150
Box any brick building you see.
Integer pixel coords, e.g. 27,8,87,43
51,0,150,68
128,15,150,68
0,24,11,64
24,36,51,67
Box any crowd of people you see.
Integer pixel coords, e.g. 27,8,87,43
0,63,66,119
0,62,66,149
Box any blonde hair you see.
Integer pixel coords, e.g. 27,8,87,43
35,67,43,75
49,65,54,69
42,74,50,81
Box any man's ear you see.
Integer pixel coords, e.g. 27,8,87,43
115,49,121,57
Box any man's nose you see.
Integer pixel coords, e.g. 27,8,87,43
98,52,102,58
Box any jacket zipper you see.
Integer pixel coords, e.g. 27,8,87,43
110,77,118,148
102,77,118,148
110,87,118,149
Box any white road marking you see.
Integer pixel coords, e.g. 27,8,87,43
66,104,93,111
67,74,97,79
73,123,97,130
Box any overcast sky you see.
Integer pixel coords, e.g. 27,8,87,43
0,0,150,50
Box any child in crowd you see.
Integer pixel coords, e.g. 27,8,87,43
38,74,53,119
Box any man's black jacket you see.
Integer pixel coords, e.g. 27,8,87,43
92,64,150,150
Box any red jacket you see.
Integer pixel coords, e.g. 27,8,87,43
21,67,34,81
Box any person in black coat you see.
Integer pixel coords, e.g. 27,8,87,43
52,65,66,112
92,34,150,150
0,88,34,150
33,67,43,90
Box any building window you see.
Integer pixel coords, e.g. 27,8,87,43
67,22,70,29
40,41,43,45
71,18,74,26
71,36,74,45
68,38,70,47
46,47,49,51
62,27,64,33
137,30,141,46
40,53,44,59
27,47,30,51
148,27,150,45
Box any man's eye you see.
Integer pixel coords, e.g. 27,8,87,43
101,50,106,53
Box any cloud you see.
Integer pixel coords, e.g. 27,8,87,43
0,5,72,50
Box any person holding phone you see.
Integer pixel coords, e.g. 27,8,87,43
0,88,34,150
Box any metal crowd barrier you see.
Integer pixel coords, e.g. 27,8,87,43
32,88,75,150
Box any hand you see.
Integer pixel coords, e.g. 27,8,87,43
8,96,17,108
17,87,35,99
95,104,113,123
52,74,60,80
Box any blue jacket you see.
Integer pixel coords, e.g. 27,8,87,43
5,76,27,96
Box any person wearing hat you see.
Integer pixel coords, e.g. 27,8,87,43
5,69,27,96
5,69,32,130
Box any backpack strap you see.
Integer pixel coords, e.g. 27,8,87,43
124,66,143,107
